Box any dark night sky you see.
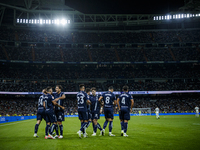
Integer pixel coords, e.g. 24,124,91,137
65,0,184,14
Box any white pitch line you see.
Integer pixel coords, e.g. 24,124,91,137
0,119,33,127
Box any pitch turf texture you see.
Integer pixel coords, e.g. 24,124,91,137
0,115,200,150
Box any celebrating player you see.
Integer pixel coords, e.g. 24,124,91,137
85,88,92,132
195,106,199,118
77,84,91,138
90,87,103,136
155,107,160,119
117,85,134,137
53,85,66,139
99,86,116,136
33,89,47,137
43,86,65,139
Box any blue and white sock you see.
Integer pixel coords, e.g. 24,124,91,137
55,124,59,135
97,123,102,131
121,121,124,131
86,121,91,128
103,120,108,129
59,125,63,136
45,124,50,136
124,122,128,133
49,124,56,135
109,121,113,132
34,124,39,134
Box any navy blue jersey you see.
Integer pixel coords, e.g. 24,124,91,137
102,91,116,108
53,92,64,111
90,95,101,112
118,92,133,110
44,93,54,111
77,91,89,111
38,95,45,110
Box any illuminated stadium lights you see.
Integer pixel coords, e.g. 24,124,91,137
16,19,70,25
153,13,200,20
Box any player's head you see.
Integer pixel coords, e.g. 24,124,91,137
55,85,62,93
108,86,114,92
79,84,85,91
91,87,96,96
122,85,129,92
46,86,53,94
42,88,47,94
85,88,90,95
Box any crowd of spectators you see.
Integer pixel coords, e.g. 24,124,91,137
0,96,199,116
0,63,199,80
1,29,200,43
0,80,200,92
1,47,200,62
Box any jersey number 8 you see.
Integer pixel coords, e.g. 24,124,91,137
105,97,110,104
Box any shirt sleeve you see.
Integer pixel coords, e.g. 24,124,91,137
130,95,133,100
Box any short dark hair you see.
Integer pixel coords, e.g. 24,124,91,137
86,88,90,93
108,86,114,90
91,87,96,91
122,85,129,91
46,86,52,92
56,85,63,90
79,84,85,89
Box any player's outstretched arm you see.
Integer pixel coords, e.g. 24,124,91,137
98,96,103,101
53,94,66,102
87,100,91,104
52,101,65,110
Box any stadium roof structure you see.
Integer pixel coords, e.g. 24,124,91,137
0,0,200,28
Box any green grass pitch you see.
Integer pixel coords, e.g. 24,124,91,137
0,115,200,150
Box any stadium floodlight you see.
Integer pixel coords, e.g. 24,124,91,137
68,20,70,24
187,14,190,18
35,19,37,24
20,19,22,23
17,19,19,23
23,19,25,23
32,19,34,23
61,19,66,25
43,20,45,24
40,19,42,24
46,20,48,24
49,20,51,24
26,19,28,23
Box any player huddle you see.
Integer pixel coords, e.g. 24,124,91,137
34,84,135,139
34,85,65,139
76,84,134,138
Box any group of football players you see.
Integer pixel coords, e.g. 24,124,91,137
34,84,134,139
